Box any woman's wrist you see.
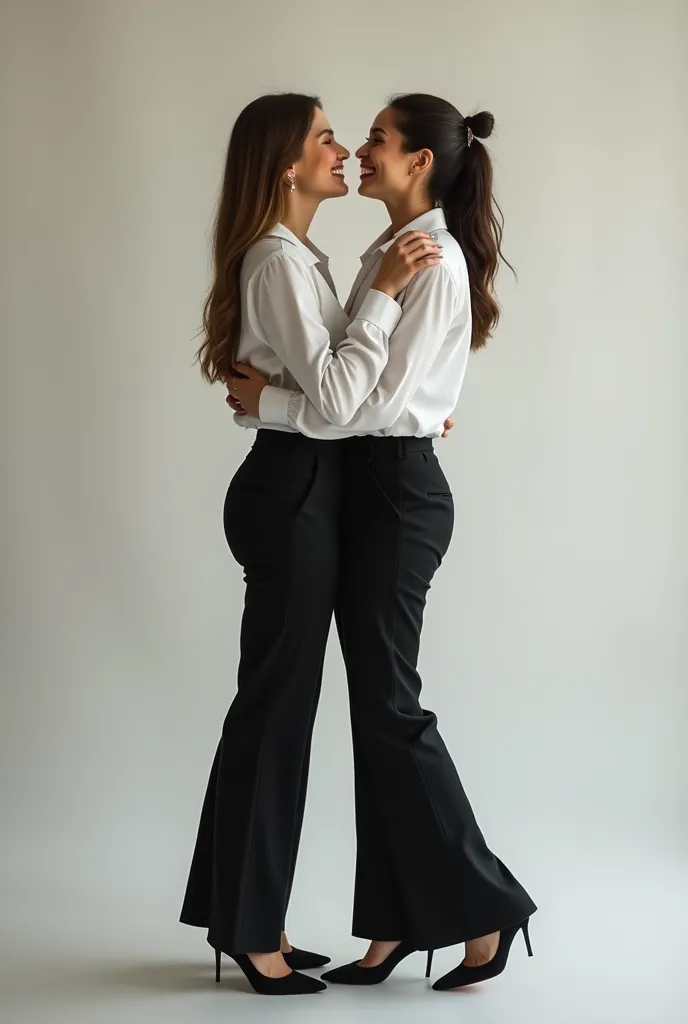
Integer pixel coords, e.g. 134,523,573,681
372,277,397,299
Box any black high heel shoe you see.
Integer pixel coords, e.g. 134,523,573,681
431,918,533,991
283,946,331,970
214,949,327,995
321,942,434,985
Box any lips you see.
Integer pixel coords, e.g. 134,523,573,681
359,165,376,180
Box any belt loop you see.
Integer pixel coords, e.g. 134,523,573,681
397,437,407,460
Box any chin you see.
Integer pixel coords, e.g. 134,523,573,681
325,179,348,198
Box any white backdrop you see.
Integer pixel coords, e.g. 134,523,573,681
1,2,686,1022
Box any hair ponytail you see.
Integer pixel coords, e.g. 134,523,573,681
390,95,512,350
444,112,511,350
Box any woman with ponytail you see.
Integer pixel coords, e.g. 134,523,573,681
229,94,537,992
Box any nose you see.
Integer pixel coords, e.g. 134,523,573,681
356,141,370,159
338,144,351,161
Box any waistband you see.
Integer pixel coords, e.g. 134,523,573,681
252,429,434,459
252,427,343,453
346,435,434,459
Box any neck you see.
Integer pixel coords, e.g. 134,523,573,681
385,195,434,236
281,195,321,244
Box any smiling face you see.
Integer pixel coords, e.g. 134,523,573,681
288,106,350,199
356,106,424,202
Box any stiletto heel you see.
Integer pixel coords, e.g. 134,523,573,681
432,918,534,992
425,949,434,978
322,941,421,986
522,920,533,957
212,950,327,995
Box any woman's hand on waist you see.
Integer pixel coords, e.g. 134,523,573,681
225,363,270,419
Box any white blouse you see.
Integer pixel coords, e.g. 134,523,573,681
233,224,402,427
237,208,472,439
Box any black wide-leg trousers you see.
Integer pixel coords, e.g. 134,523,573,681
335,436,536,950
180,430,342,954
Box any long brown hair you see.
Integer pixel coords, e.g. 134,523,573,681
196,93,321,383
390,94,512,350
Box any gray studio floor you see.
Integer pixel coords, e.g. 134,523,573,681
2,845,686,1024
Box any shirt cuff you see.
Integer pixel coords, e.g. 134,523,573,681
355,289,403,337
258,385,295,426
232,411,255,430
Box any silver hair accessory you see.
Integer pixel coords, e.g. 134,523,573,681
466,124,474,148
287,171,296,192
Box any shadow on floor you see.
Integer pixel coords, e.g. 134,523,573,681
4,957,249,1001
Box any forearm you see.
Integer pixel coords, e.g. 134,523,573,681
254,254,401,425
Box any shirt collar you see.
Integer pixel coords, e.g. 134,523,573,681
264,222,330,267
361,208,448,261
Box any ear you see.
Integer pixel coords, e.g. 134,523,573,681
410,148,434,175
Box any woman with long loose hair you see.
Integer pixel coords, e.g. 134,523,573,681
180,93,439,997
228,94,537,993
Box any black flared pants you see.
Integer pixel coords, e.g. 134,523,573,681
180,431,535,955
180,430,342,953
335,436,536,949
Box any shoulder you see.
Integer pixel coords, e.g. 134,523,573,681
243,236,298,274
404,256,458,302
243,242,309,290
434,230,468,288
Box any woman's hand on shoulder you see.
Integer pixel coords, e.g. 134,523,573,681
372,231,442,299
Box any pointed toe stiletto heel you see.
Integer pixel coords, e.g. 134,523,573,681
321,942,431,986
214,949,327,994
283,946,331,970
432,918,533,991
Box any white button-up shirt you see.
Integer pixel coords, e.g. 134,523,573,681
232,223,402,429
238,208,472,438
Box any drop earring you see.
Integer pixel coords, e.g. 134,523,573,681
287,172,296,192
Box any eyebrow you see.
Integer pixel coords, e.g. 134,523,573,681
318,128,335,138
370,127,388,136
